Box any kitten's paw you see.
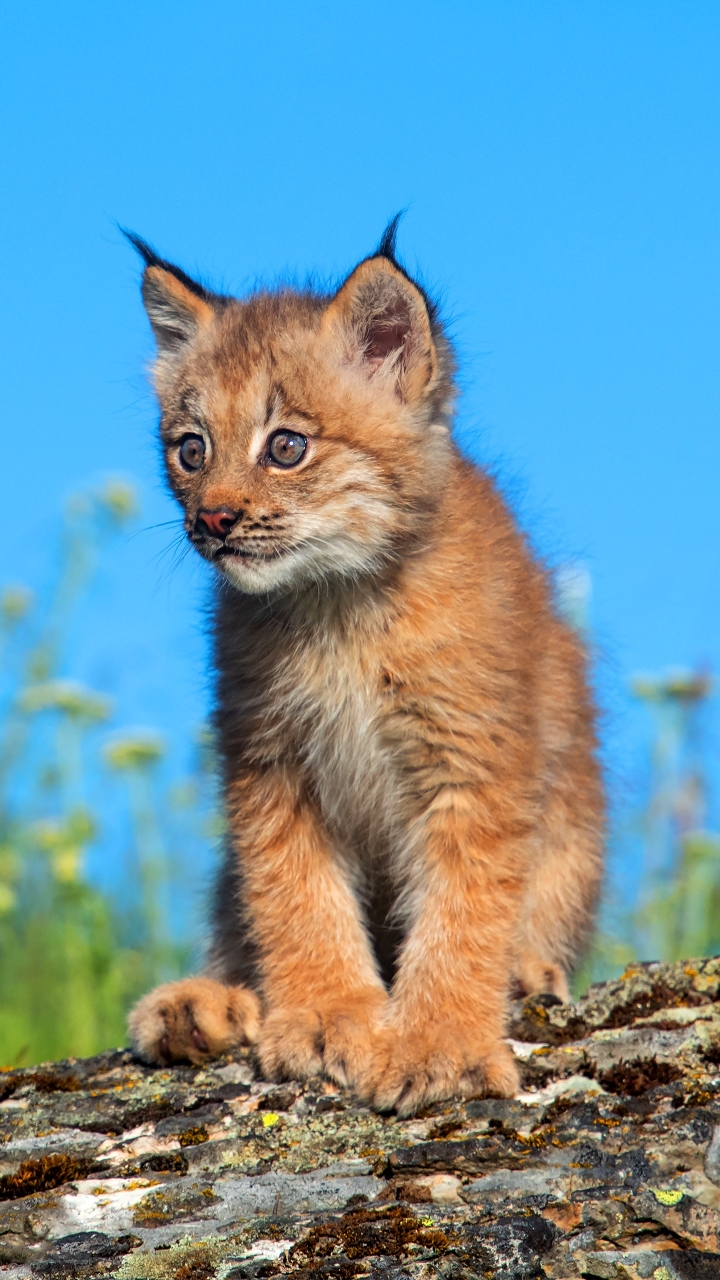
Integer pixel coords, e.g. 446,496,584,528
128,977,260,1065
258,1007,325,1080
514,954,570,1002
258,994,388,1090
321,997,388,1095
372,1031,520,1117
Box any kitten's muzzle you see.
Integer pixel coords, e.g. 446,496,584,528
196,508,238,540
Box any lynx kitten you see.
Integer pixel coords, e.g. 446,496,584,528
127,221,603,1114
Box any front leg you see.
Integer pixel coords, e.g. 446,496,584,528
230,767,388,1094
374,795,522,1115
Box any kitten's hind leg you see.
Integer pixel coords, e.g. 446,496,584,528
514,793,603,1005
128,977,260,1065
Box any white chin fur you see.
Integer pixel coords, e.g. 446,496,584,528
217,552,300,595
215,538,384,596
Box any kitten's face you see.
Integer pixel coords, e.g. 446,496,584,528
139,245,454,596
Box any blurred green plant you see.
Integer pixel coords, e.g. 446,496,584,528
556,565,720,993
0,481,214,1066
575,667,720,995
631,669,720,962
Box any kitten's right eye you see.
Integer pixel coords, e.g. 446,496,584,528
178,435,206,471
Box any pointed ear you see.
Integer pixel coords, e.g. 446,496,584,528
141,264,214,356
124,231,214,357
321,257,437,403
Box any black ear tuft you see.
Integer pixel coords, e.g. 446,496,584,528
121,227,216,357
120,227,211,302
376,212,405,264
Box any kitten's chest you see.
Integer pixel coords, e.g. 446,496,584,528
275,639,399,849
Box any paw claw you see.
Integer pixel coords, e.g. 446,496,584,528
191,1026,210,1054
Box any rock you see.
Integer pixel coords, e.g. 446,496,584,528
3,957,720,1277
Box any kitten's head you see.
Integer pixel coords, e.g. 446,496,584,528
130,221,455,596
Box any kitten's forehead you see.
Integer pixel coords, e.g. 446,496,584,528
189,296,320,417
179,360,273,446
216,294,322,373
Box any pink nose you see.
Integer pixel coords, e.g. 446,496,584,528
196,508,237,539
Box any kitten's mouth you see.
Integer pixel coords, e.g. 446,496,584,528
214,544,291,563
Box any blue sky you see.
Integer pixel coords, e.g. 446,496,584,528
1,1,718,834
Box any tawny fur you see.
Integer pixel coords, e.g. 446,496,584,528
127,226,604,1115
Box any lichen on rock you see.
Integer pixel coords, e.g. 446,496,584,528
3,958,720,1277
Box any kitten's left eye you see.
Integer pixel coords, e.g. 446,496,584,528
178,434,206,471
267,430,307,467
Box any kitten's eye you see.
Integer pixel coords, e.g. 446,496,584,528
267,430,307,468
178,435,206,471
